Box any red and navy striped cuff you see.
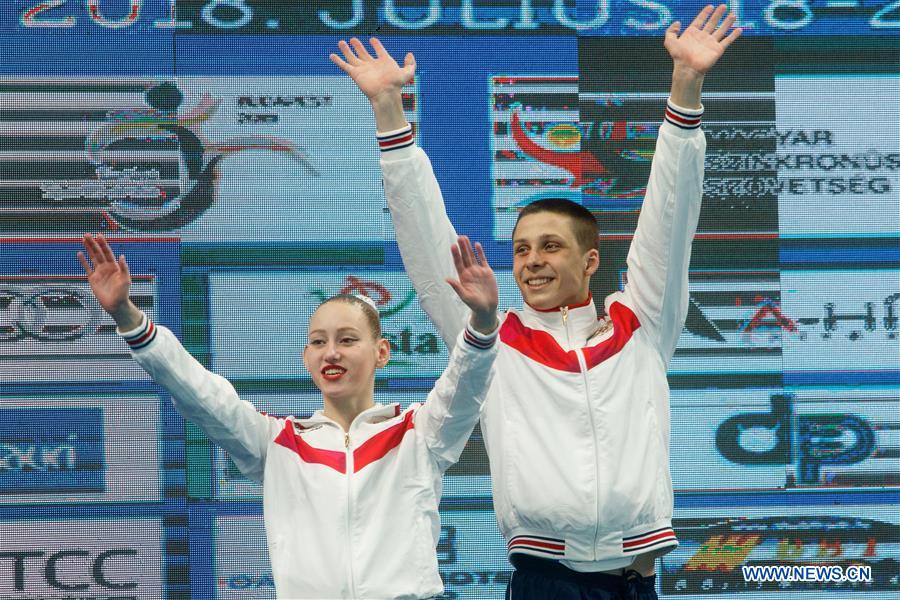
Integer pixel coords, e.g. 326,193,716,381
507,534,566,558
376,124,414,152
121,314,157,351
664,100,703,130
622,526,678,554
463,322,497,350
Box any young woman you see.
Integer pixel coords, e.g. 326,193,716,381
78,232,499,599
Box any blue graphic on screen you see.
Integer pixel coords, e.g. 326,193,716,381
4,1,899,36
0,407,105,494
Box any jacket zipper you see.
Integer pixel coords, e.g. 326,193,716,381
563,304,603,560
344,431,357,597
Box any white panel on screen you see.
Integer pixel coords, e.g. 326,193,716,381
775,75,900,239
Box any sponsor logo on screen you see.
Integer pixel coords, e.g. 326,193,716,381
0,407,105,494
0,548,138,594
671,387,898,492
0,518,162,598
0,285,101,342
780,270,900,377
0,396,161,505
666,271,783,376
0,79,315,232
690,288,900,345
218,572,275,592
0,276,156,382
0,76,417,241
209,270,520,381
775,76,900,238
438,523,511,594
715,394,879,487
669,270,900,376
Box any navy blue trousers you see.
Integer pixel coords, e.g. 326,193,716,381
506,555,658,600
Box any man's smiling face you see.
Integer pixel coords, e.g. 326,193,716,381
512,211,598,310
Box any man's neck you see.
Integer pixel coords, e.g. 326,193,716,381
526,291,593,312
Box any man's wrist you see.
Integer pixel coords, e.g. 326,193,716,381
369,89,408,132
670,65,704,110
469,312,499,336
119,311,157,351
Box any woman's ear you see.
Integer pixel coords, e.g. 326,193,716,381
375,337,391,368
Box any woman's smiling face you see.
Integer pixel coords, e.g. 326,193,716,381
304,301,389,403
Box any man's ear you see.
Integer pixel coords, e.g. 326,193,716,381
585,248,600,277
375,338,391,368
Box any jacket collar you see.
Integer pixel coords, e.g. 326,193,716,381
294,402,401,430
521,294,600,341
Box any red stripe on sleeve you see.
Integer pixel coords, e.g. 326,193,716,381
128,320,155,346
664,109,701,126
378,132,413,148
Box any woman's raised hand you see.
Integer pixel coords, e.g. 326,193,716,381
78,233,142,330
446,236,499,335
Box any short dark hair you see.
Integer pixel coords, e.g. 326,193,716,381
513,198,598,253
317,294,381,338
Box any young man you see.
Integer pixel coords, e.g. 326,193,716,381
333,5,740,598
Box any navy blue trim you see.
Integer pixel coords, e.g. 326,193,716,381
464,326,497,349
376,125,413,141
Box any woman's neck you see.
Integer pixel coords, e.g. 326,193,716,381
322,393,376,432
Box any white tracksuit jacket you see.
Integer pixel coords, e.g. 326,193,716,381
378,100,705,571
119,314,497,599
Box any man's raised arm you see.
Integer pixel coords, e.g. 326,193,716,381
332,38,469,348
619,4,741,362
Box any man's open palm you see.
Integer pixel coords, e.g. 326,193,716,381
665,4,741,76
331,37,415,102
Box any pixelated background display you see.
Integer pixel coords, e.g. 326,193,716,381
0,1,898,598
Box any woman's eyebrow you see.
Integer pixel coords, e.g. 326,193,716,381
308,326,362,336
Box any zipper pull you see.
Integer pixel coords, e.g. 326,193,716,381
344,433,350,449
561,305,569,324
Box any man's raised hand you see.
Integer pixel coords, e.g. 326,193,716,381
665,4,741,77
331,37,414,132
78,233,142,330
446,236,499,335
330,37,415,104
